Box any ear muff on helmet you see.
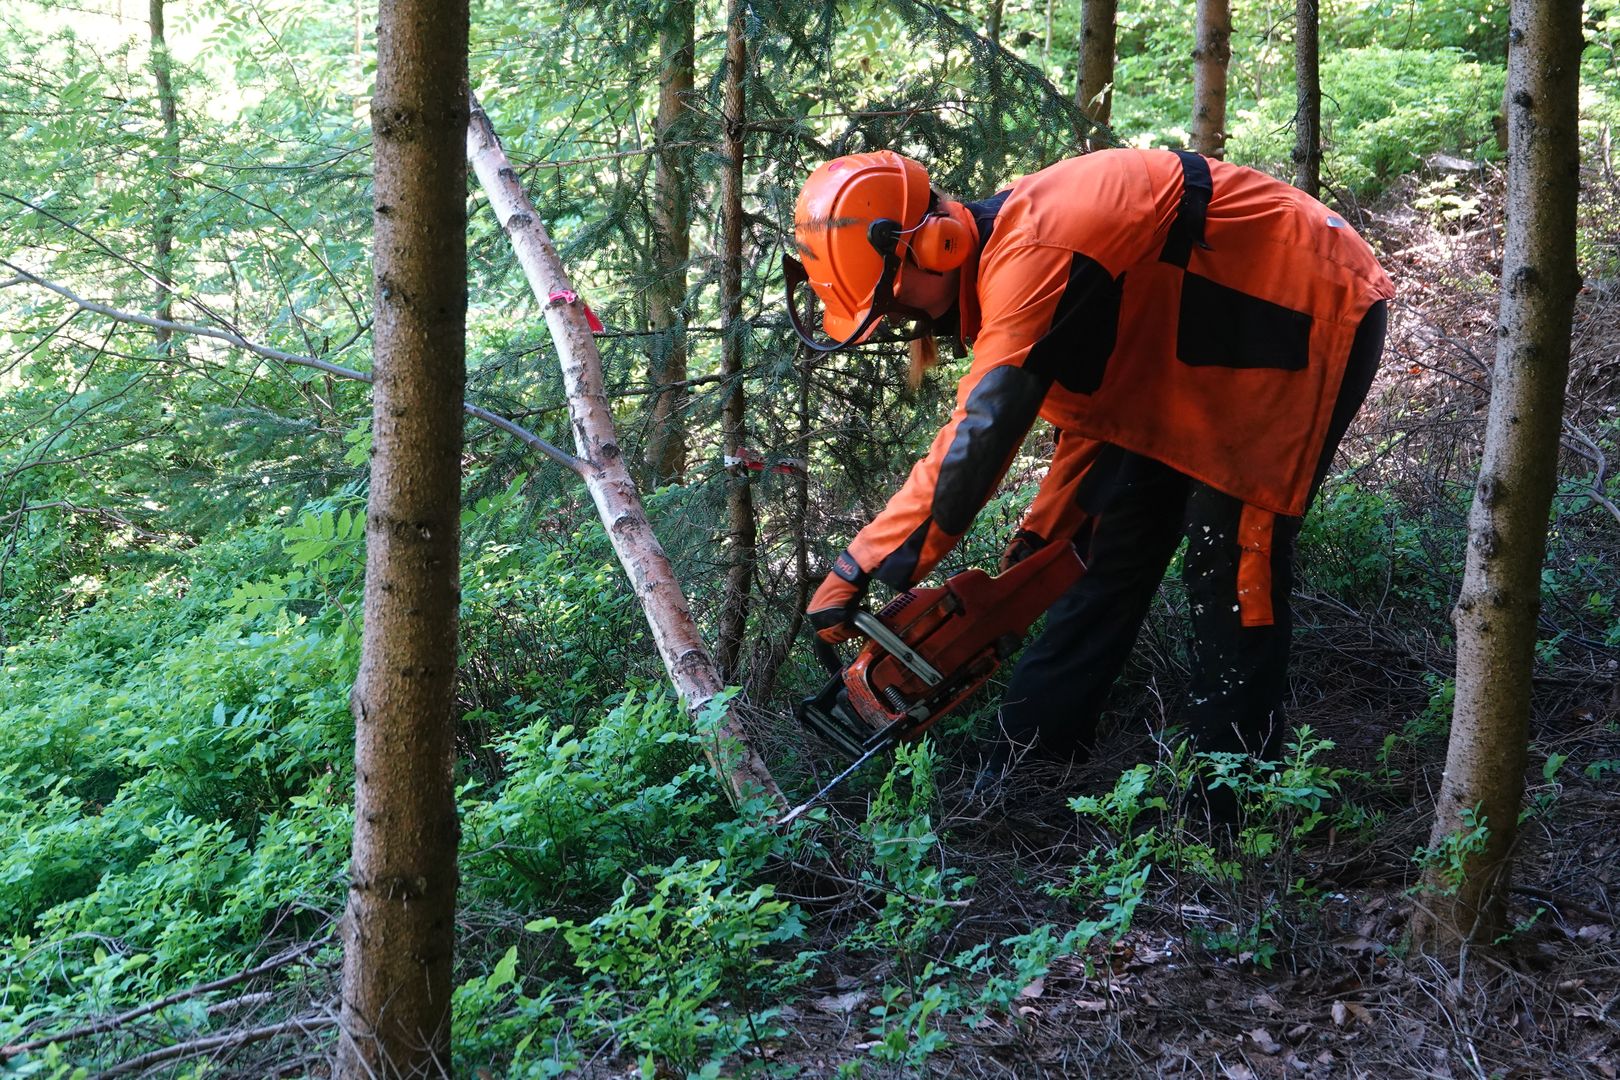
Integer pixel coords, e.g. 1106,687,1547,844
906,210,972,273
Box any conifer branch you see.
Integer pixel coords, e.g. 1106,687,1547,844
1,263,583,474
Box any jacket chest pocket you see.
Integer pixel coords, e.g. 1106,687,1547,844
1176,272,1312,371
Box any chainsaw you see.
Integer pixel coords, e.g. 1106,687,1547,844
781,539,1085,824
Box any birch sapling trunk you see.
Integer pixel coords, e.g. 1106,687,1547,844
336,0,468,1072
466,94,784,810
1191,0,1232,159
1412,0,1582,955
644,0,694,485
1293,0,1322,198
716,0,758,682
1075,0,1116,135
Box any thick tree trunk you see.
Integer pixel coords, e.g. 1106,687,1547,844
147,0,180,347
643,0,694,485
1292,0,1322,198
716,0,758,681
987,0,1005,48
336,0,468,1073
1191,0,1232,159
1075,0,1116,133
1411,0,1582,955
466,94,784,810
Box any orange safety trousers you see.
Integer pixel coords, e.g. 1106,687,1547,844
993,301,1388,767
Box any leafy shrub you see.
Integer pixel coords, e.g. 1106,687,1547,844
1297,481,1460,615
461,690,736,908
0,519,357,1049
1054,732,1363,969
455,692,811,1078
851,741,971,962
1238,47,1506,194
526,857,808,1077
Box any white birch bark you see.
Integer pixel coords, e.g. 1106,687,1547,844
466,92,784,810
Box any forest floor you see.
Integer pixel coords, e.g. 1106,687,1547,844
752,162,1620,1080
23,163,1619,1080
769,653,1620,1079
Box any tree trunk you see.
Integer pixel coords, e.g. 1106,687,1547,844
716,0,758,682
1191,0,1232,158
987,0,1005,48
147,0,180,348
1075,0,1116,134
1292,0,1322,198
1411,0,1582,956
466,94,785,810
643,0,694,485
334,0,467,1072
744,351,813,703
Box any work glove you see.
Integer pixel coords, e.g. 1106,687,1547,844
998,529,1047,574
807,549,869,645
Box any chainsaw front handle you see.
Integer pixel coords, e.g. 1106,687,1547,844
850,611,944,686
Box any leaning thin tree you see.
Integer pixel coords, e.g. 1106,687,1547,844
466,93,784,810
336,0,468,1072
1412,0,1582,954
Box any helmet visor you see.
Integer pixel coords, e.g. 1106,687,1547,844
783,251,935,353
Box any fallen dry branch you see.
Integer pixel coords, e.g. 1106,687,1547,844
466,90,784,810
87,1011,336,1079
1,937,327,1061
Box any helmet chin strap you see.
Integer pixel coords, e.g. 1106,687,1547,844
783,218,938,354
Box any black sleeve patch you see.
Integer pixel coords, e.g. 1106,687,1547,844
1176,272,1312,371
1024,253,1124,395
931,365,1051,535
874,518,934,590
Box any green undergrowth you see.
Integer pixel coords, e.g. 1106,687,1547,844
2,324,1613,1080
3,466,1604,1076
0,521,357,1043
0,483,665,1070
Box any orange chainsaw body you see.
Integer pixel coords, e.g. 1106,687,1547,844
798,541,1085,759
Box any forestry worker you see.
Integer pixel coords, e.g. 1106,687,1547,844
784,148,1394,791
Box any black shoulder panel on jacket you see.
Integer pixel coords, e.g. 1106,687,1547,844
1023,253,1124,395
965,189,1011,254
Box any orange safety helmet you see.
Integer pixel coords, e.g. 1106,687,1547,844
784,150,973,353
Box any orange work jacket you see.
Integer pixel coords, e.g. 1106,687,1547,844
842,148,1395,608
